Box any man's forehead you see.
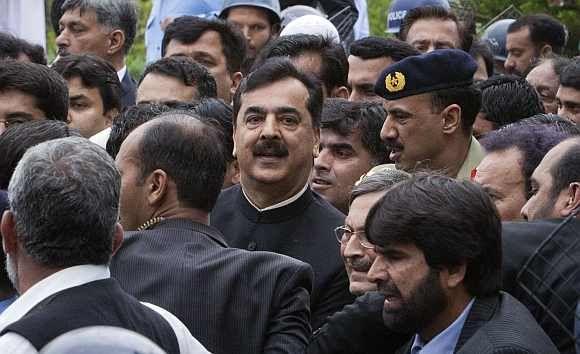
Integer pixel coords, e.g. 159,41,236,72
60,7,98,25
349,56,394,77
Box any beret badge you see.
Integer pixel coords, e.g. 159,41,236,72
385,71,406,93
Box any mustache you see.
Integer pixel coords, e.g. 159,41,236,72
253,139,289,158
346,258,373,272
383,138,403,150
377,281,401,297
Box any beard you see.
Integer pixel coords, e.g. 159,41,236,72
381,269,448,334
5,254,19,292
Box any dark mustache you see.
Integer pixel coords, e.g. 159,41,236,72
383,138,403,150
253,139,289,157
377,282,401,297
348,258,373,272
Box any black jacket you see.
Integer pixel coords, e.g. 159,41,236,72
111,218,313,354
502,218,580,354
211,185,354,329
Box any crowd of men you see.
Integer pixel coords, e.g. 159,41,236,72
0,0,579,353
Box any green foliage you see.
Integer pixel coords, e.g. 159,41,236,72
127,0,152,79
368,0,392,37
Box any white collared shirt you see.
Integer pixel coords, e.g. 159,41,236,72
0,265,209,354
242,183,309,212
117,65,127,83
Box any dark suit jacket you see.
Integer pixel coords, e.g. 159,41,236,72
502,218,580,353
110,218,313,354
395,293,558,354
211,185,353,329
120,70,136,108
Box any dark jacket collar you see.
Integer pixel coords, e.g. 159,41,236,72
148,218,228,247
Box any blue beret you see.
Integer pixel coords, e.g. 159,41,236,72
374,49,478,100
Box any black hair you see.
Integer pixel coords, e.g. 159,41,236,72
139,56,218,101
560,59,580,90
252,34,348,94
136,114,226,212
481,121,570,198
233,57,323,127
0,60,69,121
430,85,481,135
162,16,246,74
0,32,47,65
321,98,388,164
190,98,234,162
469,40,494,78
477,75,544,129
0,120,80,189
106,104,172,159
61,0,138,54
508,14,567,55
51,0,67,34
399,6,474,52
550,137,580,199
365,173,502,297
52,54,122,114
349,36,420,61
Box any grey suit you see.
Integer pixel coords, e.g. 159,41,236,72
110,218,313,354
396,293,559,354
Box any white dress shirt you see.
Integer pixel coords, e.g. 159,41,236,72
0,265,209,354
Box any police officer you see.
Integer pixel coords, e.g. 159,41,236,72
372,49,484,179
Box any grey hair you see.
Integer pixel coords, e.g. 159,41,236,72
8,137,120,267
349,167,411,206
62,0,137,54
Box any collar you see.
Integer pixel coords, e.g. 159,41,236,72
0,264,109,332
117,66,127,82
242,183,308,212
89,126,111,149
145,218,229,247
410,298,475,354
456,137,484,181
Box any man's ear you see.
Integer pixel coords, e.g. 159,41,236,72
539,44,553,58
331,86,350,99
1,210,18,256
104,108,119,128
312,127,320,158
111,222,124,256
561,182,580,217
442,263,467,289
230,71,244,98
440,104,461,135
146,169,168,207
107,29,125,56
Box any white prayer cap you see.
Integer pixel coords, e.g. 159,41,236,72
280,15,340,44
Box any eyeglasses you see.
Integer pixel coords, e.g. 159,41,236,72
334,225,374,249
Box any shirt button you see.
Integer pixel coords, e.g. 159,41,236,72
247,241,257,251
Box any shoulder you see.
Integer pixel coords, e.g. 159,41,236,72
461,293,559,354
309,190,345,223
